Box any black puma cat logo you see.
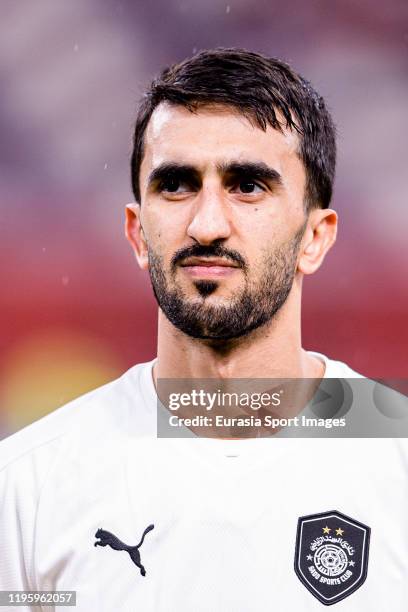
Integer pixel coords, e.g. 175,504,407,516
94,524,154,576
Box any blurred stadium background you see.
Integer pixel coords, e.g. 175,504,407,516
1,0,407,437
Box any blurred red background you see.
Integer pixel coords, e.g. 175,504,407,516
1,0,407,437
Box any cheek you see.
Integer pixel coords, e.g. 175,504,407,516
234,207,290,250
141,206,163,244
141,205,185,260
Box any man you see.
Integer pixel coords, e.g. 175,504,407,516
0,48,406,610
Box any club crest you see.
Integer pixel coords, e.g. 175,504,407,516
294,510,370,606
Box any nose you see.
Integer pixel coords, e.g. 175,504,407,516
186,185,232,245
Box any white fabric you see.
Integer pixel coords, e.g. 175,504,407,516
0,352,407,611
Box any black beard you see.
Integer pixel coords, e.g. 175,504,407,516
147,225,305,341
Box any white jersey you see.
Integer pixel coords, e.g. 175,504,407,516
0,352,407,611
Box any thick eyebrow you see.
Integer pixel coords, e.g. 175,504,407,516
147,163,201,189
217,161,283,187
147,160,283,191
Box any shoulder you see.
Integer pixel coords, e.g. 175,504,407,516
307,351,365,378
0,358,156,477
0,359,156,591
308,351,408,437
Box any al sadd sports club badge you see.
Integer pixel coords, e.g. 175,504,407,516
294,510,370,605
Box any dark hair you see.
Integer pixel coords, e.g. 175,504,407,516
131,48,336,209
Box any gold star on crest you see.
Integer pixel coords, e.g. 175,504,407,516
322,526,331,534
336,527,344,536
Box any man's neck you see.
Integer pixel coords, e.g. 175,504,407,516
153,294,325,384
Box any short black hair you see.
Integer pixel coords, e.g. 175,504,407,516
131,48,336,209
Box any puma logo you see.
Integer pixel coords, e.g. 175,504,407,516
94,524,154,576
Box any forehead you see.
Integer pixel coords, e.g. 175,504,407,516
141,102,302,175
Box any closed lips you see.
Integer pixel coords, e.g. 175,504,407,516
180,258,239,267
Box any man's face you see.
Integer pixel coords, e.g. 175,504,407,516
136,103,308,341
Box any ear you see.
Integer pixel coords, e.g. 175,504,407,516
125,203,149,270
298,208,338,275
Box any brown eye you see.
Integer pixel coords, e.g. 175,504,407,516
240,181,256,193
236,180,264,194
161,177,181,192
159,176,193,195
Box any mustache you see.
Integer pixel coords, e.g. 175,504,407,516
171,243,247,270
